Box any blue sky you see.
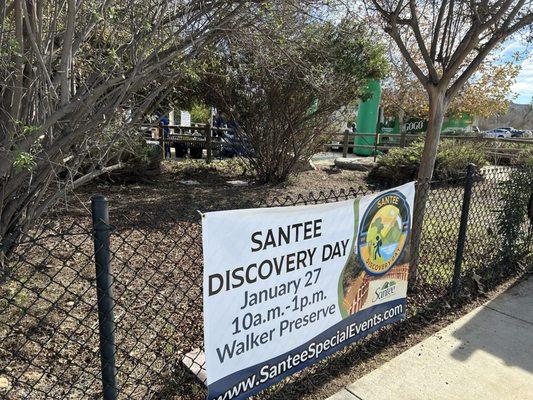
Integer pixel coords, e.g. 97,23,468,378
498,36,532,105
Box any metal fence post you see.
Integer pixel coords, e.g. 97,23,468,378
91,196,118,400
206,123,212,163
158,125,164,159
452,164,476,297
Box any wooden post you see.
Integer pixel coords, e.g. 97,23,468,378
158,125,164,159
342,129,349,158
399,110,407,148
373,132,379,162
206,123,212,163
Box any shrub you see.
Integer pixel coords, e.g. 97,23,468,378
91,134,162,184
185,16,388,183
369,141,423,184
369,139,489,185
435,140,489,180
497,160,533,264
486,142,533,166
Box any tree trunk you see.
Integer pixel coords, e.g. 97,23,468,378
409,87,448,284
60,0,76,105
11,0,24,120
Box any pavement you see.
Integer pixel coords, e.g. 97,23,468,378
328,275,533,400
311,152,377,171
311,152,358,164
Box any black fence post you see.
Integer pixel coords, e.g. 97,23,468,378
452,164,476,298
206,123,212,164
91,196,118,400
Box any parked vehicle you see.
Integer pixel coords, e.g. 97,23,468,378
331,139,341,151
510,129,526,137
483,129,512,138
221,132,253,157
498,127,526,137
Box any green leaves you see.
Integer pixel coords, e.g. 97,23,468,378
373,139,489,184
21,125,41,136
107,6,118,20
497,164,533,265
11,121,41,140
107,48,121,68
12,151,37,173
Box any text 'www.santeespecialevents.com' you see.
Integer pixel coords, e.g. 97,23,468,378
214,303,404,400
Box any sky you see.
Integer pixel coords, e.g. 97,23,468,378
498,36,532,105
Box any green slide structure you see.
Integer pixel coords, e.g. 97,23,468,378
355,79,381,156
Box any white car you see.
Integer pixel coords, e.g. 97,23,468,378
483,129,511,138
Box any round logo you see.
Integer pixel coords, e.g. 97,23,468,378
357,190,410,276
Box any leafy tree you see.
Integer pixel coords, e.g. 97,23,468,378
382,52,521,122
0,0,277,257
187,15,388,182
368,0,532,273
448,58,521,118
190,103,211,124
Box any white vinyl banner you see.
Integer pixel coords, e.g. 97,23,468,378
202,182,415,400
180,110,191,127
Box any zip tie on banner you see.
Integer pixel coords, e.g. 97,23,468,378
197,210,205,219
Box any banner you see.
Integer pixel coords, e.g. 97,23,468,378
180,110,191,127
202,182,415,400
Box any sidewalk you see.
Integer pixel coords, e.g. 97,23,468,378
329,275,533,400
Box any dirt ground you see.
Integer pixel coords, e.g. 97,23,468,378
66,157,372,222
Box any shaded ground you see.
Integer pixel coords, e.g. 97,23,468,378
60,158,371,224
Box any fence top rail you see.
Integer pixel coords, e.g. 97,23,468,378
153,137,224,143
138,125,532,144
138,123,207,129
137,123,236,132
329,132,533,144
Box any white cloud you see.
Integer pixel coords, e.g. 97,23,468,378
494,35,532,104
512,54,533,104
497,41,525,59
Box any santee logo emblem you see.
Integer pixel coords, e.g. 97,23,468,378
357,190,410,276
373,280,397,302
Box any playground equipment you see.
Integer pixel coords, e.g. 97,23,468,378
354,80,381,156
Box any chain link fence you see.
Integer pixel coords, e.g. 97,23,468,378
1,166,531,399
